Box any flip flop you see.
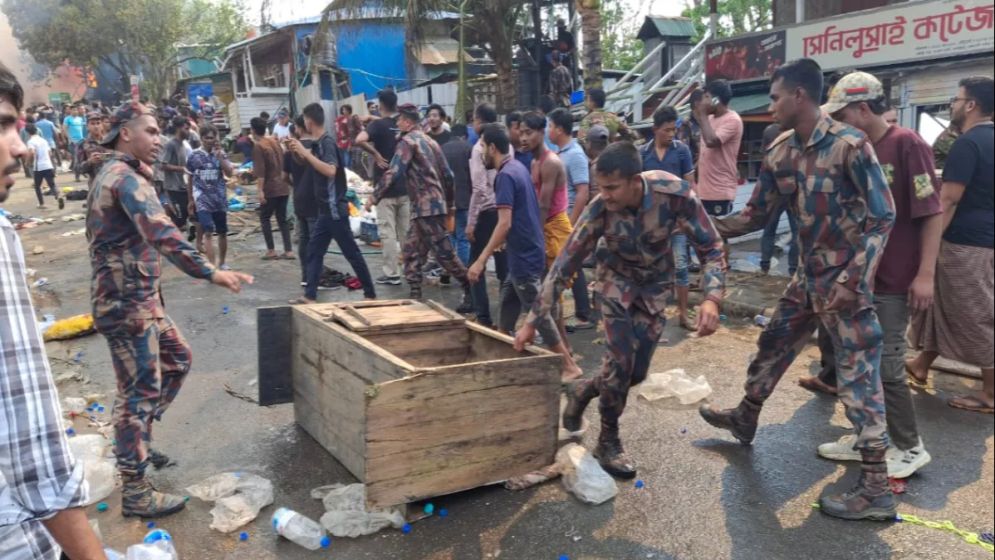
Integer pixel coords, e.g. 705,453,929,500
798,376,838,396
280,254,297,260
261,254,279,261
948,394,994,414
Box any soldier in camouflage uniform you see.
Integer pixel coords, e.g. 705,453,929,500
87,103,253,518
372,104,469,300
577,88,633,147
77,111,110,187
698,59,897,521
931,125,959,171
514,142,727,479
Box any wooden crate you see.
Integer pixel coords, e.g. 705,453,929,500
261,299,561,509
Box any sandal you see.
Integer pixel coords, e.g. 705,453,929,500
280,253,296,260
798,376,838,396
948,394,994,414
261,254,279,261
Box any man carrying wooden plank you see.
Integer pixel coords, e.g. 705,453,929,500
515,142,727,479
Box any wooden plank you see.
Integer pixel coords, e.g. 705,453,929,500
292,307,414,378
465,321,554,357
364,326,470,368
422,299,465,321
324,299,464,333
257,306,294,405
364,356,560,508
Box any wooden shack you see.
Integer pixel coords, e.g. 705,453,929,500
257,300,561,509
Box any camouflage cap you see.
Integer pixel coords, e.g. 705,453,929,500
99,102,154,147
397,103,420,120
822,71,885,115
86,110,104,120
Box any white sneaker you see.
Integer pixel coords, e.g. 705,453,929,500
887,441,931,479
817,434,861,461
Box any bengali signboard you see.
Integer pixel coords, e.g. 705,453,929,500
706,0,994,82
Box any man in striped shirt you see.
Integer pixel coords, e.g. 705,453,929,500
1,63,107,560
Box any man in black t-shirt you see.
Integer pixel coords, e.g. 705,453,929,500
356,89,410,285
285,119,315,285
907,76,994,414
287,103,376,303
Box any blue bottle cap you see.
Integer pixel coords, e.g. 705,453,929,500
438,508,448,518
66,428,75,436
147,521,156,529
96,502,108,512
98,406,105,413
320,536,331,548
634,480,645,489
239,531,249,541
423,503,434,515
402,523,412,534
559,555,570,560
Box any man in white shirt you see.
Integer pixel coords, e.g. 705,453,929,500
25,123,63,209
272,109,292,140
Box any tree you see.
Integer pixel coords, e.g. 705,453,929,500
577,0,602,89
2,0,248,101
600,0,643,72
681,0,772,41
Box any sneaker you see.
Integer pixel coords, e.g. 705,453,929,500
817,434,861,462
819,483,896,521
886,441,931,479
300,280,307,287
375,275,402,286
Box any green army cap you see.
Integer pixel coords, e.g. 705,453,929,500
99,102,154,147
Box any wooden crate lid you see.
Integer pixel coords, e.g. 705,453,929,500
328,299,465,333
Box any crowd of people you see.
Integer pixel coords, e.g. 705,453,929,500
1,50,993,557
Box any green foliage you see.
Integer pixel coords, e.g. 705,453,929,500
681,0,772,41
600,0,643,71
2,0,248,99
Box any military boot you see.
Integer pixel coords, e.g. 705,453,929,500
409,285,423,301
562,379,598,432
819,450,897,521
456,285,474,313
698,397,762,444
121,475,187,518
148,448,173,470
592,419,637,479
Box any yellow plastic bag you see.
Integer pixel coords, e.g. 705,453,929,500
43,314,96,341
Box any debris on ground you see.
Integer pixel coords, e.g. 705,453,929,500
638,368,713,404
32,245,44,254
311,483,405,538
61,213,86,222
556,443,618,505
272,507,330,550
504,463,562,491
186,472,274,533
68,434,117,506
42,313,96,341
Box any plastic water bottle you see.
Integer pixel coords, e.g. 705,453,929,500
272,507,330,550
126,529,177,559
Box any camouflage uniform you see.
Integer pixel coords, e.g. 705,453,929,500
578,110,633,146
77,135,111,187
376,129,467,290
931,126,959,171
713,113,896,452
87,151,215,477
528,170,726,424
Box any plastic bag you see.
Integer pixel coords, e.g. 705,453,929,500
68,434,117,505
638,368,713,405
186,472,273,533
63,397,88,416
312,483,405,538
555,443,617,505
43,313,96,341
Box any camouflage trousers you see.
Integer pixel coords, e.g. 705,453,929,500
746,289,888,452
576,296,667,425
404,215,468,288
104,315,192,476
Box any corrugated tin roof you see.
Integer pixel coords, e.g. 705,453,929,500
637,16,696,40
416,39,473,66
729,92,771,115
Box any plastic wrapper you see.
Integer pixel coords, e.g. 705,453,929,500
311,483,405,537
638,368,713,405
555,443,617,505
186,472,273,533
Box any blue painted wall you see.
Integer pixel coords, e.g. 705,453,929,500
335,22,409,98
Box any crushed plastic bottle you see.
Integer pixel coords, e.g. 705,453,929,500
126,529,177,560
272,507,330,550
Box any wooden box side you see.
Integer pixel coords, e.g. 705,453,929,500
363,348,561,508
290,308,412,481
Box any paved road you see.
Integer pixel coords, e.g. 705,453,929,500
6,175,992,559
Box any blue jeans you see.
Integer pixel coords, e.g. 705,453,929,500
452,208,470,265
672,233,690,287
760,204,799,275
305,213,376,299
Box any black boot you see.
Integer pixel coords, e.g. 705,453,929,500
148,448,174,470
819,449,896,521
456,285,474,313
699,398,762,444
562,379,598,432
592,418,637,479
409,285,423,301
